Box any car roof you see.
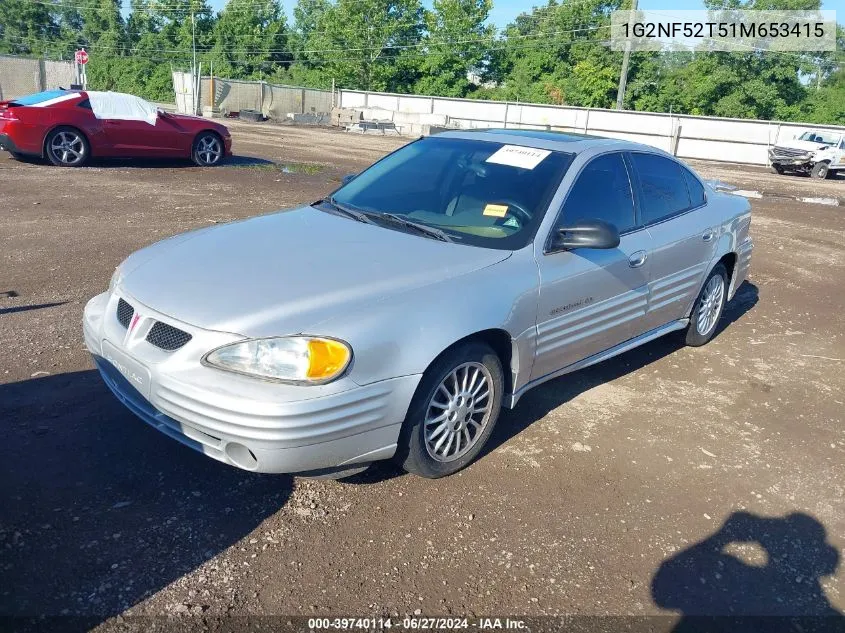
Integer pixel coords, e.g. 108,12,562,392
434,128,664,156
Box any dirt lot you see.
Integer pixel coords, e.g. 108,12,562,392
1,122,844,629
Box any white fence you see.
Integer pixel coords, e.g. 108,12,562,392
339,89,845,166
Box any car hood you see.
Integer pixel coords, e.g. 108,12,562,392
165,111,227,130
119,206,511,336
775,139,831,152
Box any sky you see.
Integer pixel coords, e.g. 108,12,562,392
204,0,844,28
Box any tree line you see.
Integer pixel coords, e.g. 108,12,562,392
1,0,844,125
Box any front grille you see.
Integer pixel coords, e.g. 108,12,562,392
771,146,809,158
146,321,192,351
116,298,134,328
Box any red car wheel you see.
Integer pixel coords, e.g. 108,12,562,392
45,126,89,167
192,131,224,166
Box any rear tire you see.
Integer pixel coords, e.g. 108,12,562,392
772,164,785,175
396,342,503,478
684,264,728,347
811,162,830,179
45,126,89,167
192,131,224,166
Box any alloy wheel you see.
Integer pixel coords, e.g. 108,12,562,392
424,362,494,462
50,131,85,166
196,134,222,165
696,274,725,336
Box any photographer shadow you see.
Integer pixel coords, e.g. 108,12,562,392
652,511,844,632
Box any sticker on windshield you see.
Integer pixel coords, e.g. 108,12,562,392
483,203,509,218
486,145,551,170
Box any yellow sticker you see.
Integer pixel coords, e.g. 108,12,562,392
483,203,509,218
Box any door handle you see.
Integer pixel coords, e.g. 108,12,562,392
628,250,648,268
702,230,715,242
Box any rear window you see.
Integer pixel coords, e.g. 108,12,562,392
9,90,79,107
630,153,692,225
682,168,706,208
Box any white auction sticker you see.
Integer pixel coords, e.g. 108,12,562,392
486,145,551,170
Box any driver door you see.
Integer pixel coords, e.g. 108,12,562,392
531,152,652,381
102,112,182,157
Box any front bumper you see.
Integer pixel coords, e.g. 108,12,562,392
768,150,812,167
83,290,420,474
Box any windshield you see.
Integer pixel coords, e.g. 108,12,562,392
798,131,841,146
325,136,574,250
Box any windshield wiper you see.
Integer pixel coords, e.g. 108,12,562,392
317,197,375,225
373,213,454,243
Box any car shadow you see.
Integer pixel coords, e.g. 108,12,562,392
6,153,274,169
652,511,844,631
0,370,292,625
483,280,759,463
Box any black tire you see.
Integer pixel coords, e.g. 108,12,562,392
191,131,224,166
772,164,785,175
811,162,830,179
45,126,89,167
396,341,504,478
684,263,729,347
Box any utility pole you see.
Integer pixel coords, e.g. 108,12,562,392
192,8,198,114
616,0,638,110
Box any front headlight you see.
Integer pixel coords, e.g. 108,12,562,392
203,336,352,384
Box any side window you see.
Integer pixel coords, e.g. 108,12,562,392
682,167,706,208
77,99,92,110
558,152,635,233
630,153,691,225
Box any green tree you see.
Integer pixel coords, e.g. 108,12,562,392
0,0,60,56
304,0,424,91
413,0,494,97
210,0,288,79
488,0,625,107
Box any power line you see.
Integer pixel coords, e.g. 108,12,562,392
4,23,613,56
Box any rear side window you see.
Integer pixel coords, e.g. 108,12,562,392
682,168,706,207
77,99,92,110
630,153,691,225
559,152,635,233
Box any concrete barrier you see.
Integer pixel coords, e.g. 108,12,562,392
339,88,845,166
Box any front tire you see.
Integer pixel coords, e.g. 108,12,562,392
811,162,830,179
192,131,224,166
685,264,728,347
397,342,504,478
45,127,89,167
772,164,785,175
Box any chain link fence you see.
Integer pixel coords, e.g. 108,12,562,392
191,75,333,118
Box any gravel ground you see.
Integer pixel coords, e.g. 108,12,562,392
1,122,844,630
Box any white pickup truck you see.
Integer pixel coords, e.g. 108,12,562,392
769,130,845,179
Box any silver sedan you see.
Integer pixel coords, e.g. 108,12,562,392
83,130,753,478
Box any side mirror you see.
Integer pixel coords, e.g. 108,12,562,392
551,219,620,252
341,173,357,185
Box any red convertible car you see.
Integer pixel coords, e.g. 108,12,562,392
0,90,231,167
